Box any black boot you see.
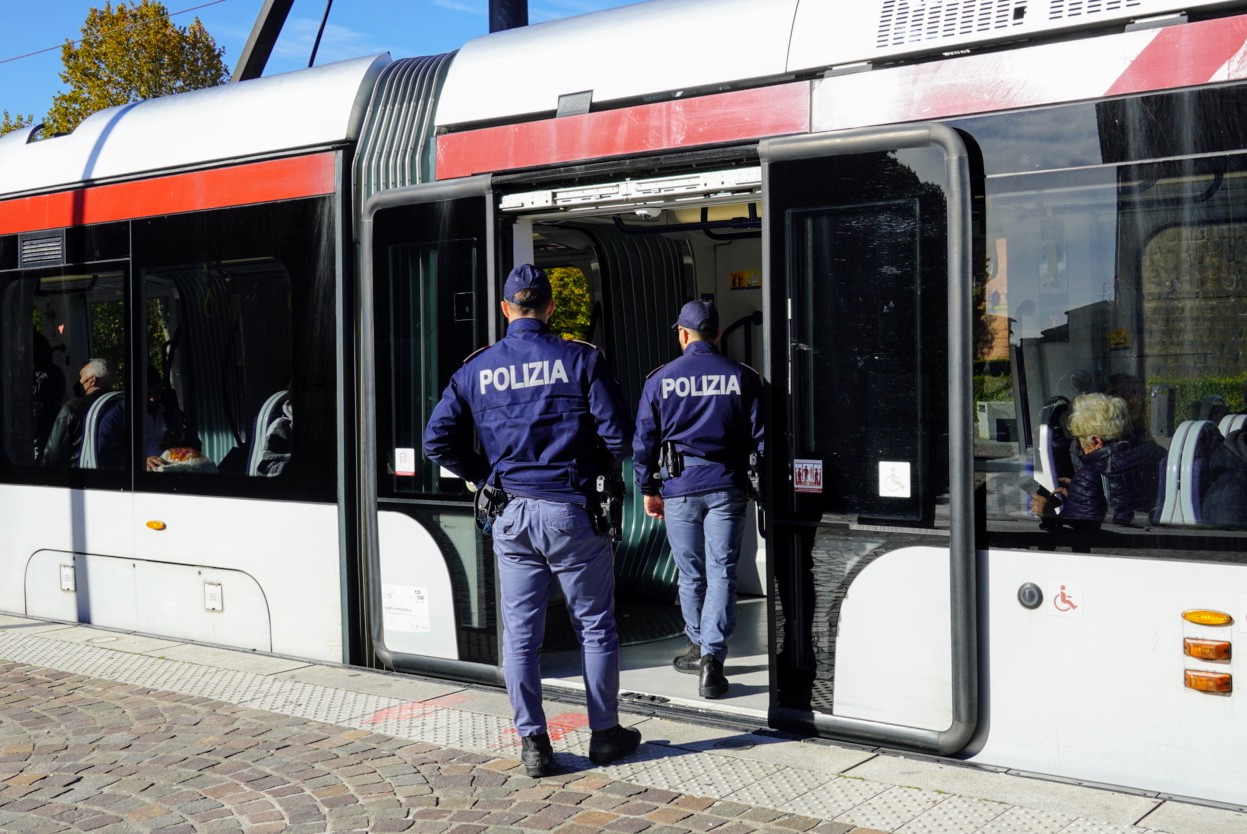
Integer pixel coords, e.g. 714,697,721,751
588,724,642,765
672,642,700,674
520,732,553,777
699,655,728,699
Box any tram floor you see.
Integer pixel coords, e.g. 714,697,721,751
542,595,770,718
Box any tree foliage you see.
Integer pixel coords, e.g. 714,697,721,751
1,110,35,137
42,1,228,136
547,266,593,341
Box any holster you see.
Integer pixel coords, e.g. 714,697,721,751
746,450,764,507
658,441,684,481
593,472,625,543
474,482,510,536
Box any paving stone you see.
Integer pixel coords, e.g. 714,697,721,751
0,628,1240,834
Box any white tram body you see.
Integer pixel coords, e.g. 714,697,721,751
2,0,1247,808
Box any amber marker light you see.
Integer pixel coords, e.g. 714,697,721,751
146,520,167,531
1184,638,1232,661
1185,670,1232,693
1182,609,1234,626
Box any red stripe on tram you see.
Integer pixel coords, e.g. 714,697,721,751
1105,16,1247,96
0,153,337,236
436,84,811,180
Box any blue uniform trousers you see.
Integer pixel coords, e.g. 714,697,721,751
492,497,620,736
663,488,748,663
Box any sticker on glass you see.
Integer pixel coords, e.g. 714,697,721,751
878,461,911,498
794,459,823,493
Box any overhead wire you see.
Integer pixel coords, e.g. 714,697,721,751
0,0,231,67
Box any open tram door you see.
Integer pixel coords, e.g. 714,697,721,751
361,175,508,685
761,125,980,753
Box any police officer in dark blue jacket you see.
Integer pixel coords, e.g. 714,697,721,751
423,264,641,778
634,300,764,699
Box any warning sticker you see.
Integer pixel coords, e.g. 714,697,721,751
382,584,430,633
794,459,823,493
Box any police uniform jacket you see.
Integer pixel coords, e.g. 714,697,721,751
423,317,631,505
634,340,764,498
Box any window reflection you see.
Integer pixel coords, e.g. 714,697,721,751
977,156,1247,534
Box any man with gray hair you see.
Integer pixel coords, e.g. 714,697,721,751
42,357,117,468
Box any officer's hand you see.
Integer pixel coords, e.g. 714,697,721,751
643,494,665,519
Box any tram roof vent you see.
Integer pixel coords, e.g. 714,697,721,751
874,0,1142,50
19,230,65,268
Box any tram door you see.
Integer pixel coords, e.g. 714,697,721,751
760,127,978,753
362,176,507,684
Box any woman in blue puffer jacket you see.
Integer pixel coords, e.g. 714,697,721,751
1031,393,1134,529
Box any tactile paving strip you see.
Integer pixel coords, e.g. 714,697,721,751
973,805,1079,834
369,703,515,753
894,795,1012,833
724,764,839,807
237,679,404,728
776,773,892,819
662,753,784,797
834,784,948,831
1057,820,1159,834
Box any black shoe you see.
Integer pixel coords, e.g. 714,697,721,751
588,724,642,765
699,655,728,699
520,732,553,777
672,642,701,674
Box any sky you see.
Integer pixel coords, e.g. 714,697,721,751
1,0,644,121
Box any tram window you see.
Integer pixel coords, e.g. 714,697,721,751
976,154,1247,543
0,268,128,474
132,199,335,499
779,147,950,526
371,196,488,499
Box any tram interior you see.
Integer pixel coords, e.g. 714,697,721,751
515,197,772,715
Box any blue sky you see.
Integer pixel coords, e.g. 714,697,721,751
1,0,643,121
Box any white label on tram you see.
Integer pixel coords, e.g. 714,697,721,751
1240,594,1247,632
878,461,911,498
1048,581,1081,617
794,459,823,493
383,584,430,633
204,581,223,612
395,448,416,477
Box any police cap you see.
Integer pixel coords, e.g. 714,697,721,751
673,299,719,335
504,264,552,307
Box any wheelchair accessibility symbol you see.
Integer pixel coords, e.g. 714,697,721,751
1050,582,1081,617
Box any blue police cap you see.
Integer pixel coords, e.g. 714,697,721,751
673,299,719,335
504,264,552,306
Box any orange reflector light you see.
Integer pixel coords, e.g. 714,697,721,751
1182,609,1234,626
1184,638,1232,661
145,520,166,531
1185,670,1232,693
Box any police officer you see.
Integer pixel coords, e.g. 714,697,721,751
423,264,641,778
634,300,764,699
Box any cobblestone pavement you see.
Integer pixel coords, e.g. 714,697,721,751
4,617,1247,834
0,661,872,834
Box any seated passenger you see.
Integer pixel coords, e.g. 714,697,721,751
42,357,116,467
1203,428,1247,527
31,329,66,464
256,395,293,477
1031,393,1133,530
137,365,199,471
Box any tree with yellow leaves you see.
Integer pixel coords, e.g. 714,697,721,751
36,1,228,137
1,110,34,136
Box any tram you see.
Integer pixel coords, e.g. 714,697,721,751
4,0,1247,808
